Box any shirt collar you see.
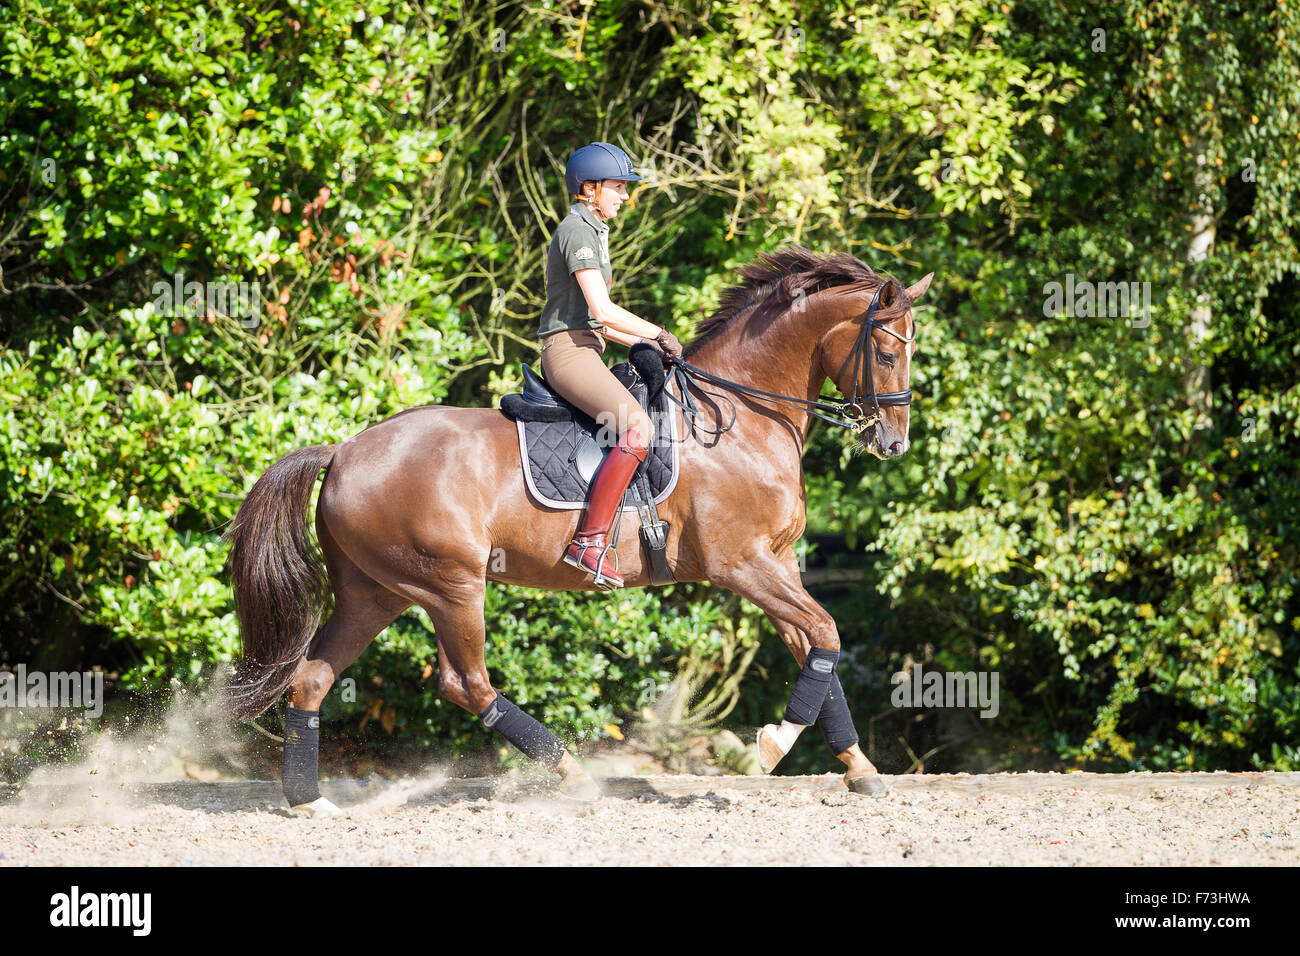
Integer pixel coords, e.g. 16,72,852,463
570,201,608,233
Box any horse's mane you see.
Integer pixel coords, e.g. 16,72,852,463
684,245,908,356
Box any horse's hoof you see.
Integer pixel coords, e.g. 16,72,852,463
557,776,603,803
290,797,342,818
846,772,892,797
756,724,788,774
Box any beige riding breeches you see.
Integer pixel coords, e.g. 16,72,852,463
539,328,655,443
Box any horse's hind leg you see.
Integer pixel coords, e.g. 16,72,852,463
281,522,410,816
415,575,602,801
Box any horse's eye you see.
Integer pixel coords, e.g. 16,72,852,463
877,349,897,367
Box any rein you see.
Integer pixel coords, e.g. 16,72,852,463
664,283,915,438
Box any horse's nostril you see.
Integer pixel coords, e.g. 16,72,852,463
889,441,903,455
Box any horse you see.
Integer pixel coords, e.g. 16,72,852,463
221,245,931,815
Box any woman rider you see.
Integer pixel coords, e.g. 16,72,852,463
539,142,683,590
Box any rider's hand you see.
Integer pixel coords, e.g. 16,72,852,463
655,328,683,359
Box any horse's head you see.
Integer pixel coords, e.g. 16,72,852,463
817,272,932,459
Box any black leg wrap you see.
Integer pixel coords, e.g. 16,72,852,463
816,673,859,756
282,707,322,806
479,694,566,771
783,647,840,726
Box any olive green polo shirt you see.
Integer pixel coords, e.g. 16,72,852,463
537,201,612,339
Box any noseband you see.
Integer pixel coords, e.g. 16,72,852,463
664,281,916,437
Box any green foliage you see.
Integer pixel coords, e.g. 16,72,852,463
0,305,457,683
805,0,1300,771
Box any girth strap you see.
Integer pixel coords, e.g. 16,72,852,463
634,469,674,585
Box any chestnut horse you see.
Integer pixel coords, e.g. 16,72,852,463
222,246,931,814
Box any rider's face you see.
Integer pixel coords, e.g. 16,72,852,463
588,179,629,219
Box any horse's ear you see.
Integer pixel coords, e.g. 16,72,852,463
905,272,935,303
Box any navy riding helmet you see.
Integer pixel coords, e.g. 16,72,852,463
565,142,644,197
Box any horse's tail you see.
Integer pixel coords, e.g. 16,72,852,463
220,444,337,722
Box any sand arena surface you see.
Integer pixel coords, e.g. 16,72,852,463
2,772,1297,866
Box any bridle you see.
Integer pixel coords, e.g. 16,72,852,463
663,281,916,437
834,280,916,432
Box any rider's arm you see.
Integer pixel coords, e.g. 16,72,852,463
574,268,664,340
599,324,647,348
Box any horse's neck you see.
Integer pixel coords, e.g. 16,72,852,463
685,306,827,441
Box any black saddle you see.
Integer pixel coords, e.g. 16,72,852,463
498,343,678,585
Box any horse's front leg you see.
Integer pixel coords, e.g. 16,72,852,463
714,550,890,796
767,617,890,795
